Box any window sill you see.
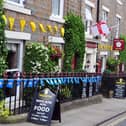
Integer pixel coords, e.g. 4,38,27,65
49,15,65,23
101,37,108,42
5,30,31,40
4,1,31,15
117,0,123,5
85,32,93,39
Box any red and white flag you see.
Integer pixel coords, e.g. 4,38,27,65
91,21,110,36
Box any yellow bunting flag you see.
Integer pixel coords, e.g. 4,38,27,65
8,17,15,30
30,21,36,32
60,27,65,37
39,23,46,32
2,15,7,25
54,25,58,33
20,19,26,32
47,25,53,33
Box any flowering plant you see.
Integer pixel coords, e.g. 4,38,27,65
24,42,57,73
48,45,63,60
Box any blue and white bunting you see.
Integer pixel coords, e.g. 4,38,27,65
74,77,80,84
60,78,67,85
40,78,44,86
23,79,28,88
57,78,62,85
34,79,39,87
45,78,54,85
27,79,33,87
0,75,102,89
16,79,21,86
80,77,87,83
0,79,4,88
69,77,74,84
6,79,14,88
53,78,59,85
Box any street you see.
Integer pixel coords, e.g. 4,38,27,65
116,120,126,126
1,98,126,126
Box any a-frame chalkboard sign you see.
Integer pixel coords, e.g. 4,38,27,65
27,88,61,126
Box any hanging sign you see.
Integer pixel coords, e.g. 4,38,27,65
113,39,125,51
27,88,57,126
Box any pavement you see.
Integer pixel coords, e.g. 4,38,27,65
1,98,126,126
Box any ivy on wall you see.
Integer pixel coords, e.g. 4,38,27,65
63,12,85,72
119,35,126,63
0,0,8,76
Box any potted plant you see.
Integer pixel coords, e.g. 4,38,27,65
106,57,119,72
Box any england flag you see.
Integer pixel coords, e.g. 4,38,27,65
91,21,110,36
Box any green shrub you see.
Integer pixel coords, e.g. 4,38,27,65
0,100,9,119
0,0,8,76
0,89,9,119
106,57,119,72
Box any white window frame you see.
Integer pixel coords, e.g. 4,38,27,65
49,0,65,23
5,31,31,71
85,20,92,34
115,15,121,38
48,36,65,72
85,5,93,38
117,0,123,5
101,6,109,41
6,40,23,72
102,5,110,13
102,10,108,22
4,0,24,7
85,0,95,8
4,0,31,15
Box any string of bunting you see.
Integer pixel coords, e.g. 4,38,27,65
1,15,65,37
0,76,102,89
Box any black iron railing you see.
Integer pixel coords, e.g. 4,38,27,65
0,72,102,116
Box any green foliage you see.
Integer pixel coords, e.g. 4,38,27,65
106,57,118,72
60,86,72,98
0,90,9,119
119,35,126,63
24,42,57,73
63,12,85,72
0,0,8,76
0,100,9,119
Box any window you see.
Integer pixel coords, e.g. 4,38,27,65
5,0,24,6
4,0,31,15
115,16,121,38
102,10,108,22
85,6,92,34
50,0,64,23
52,0,60,16
101,6,109,41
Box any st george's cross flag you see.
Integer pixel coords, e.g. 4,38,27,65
91,21,110,36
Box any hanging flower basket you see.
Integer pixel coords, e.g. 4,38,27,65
50,54,62,60
49,45,63,59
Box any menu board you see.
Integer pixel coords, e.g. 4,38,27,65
114,78,126,98
27,88,56,126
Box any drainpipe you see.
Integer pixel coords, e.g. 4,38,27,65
96,0,100,73
96,0,100,22
80,0,82,17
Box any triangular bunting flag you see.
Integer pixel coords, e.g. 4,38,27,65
6,79,14,88
0,79,4,88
